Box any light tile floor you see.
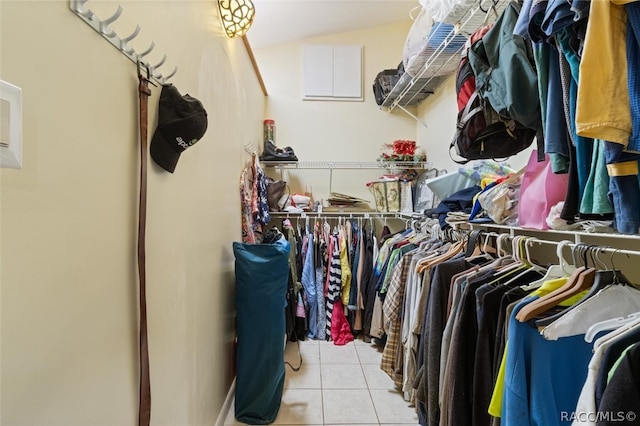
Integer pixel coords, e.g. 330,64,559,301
224,337,419,425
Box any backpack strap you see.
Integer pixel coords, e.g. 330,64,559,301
458,91,484,126
449,91,484,164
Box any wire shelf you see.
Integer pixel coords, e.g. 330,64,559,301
261,161,433,170
381,0,511,111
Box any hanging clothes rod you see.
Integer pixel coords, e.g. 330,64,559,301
69,0,177,85
525,237,640,259
269,211,427,220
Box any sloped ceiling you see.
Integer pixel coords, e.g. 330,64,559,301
246,0,417,48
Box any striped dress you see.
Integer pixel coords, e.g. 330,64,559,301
325,235,342,339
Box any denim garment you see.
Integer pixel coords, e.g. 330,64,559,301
348,234,361,309
557,30,599,201
604,142,640,234
557,37,592,197
528,0,549,43
542,0,576,36
533,42,550,140
315,267,327,340
514,0,534,39
544,46,570,158
626,2,640,153
571,0,590,22
302,233,318,339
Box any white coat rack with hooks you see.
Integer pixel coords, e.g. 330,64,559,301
69,0,178,85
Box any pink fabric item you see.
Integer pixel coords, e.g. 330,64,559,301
517,150,569,230
330,301,354,346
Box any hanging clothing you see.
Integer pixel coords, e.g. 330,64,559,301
240,156,271,243
315,237,327,341
597,342,640,423
326,236,342,339
381,251,415,388
302,233,318,339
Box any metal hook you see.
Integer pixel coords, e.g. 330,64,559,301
137,41,156,65
610,248,620,271
518,236,528,263
609,248,622,284
511,235,521,261
120,24,141,54
578,243,587,267
556,240,571,271
524,237,538,265
584,245,591,266
482,232,492,254
73,0,94,19
571,243,580,267
151,54,167,70
162,66,178,83
594,246,608,270
587,245,599,269
100,5,123,37
496,234,507,257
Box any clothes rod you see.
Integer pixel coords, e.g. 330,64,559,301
526,237,640,258
269,211,428,219
69,0,177,85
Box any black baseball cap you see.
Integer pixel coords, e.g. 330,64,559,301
150,85,208,173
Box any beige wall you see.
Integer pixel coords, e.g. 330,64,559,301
0,1,264,425
253,21,532,205
254,22,417,202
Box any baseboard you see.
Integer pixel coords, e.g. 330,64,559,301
215,378,236,426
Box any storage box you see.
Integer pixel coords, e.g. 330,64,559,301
370,180,400,212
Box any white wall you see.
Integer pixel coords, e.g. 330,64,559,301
0,1,264,425
255,21,417,202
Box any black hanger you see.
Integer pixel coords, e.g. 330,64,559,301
465,229,484,257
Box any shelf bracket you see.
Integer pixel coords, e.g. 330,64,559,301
396,105,428,130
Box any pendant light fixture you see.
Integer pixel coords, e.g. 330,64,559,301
217,0,255,39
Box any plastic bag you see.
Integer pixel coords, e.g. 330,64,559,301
458,160,516,183
477,170,523,225
422,0,479,25
403,7,434,76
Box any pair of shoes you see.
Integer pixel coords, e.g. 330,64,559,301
260,139,298,162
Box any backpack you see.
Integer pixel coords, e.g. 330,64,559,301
450,23,536,164
372,62,405,106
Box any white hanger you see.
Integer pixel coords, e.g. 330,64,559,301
491,235,526,276
496,234,509,258
520,240,576,291
584,312,640,343
499,237,548,287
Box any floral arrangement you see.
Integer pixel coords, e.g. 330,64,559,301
378,139,427,163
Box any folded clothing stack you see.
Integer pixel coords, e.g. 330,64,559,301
279,193,312,213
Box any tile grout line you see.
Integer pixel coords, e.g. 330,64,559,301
319,342,326,426
355,340,382,426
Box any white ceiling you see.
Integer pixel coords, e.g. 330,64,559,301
246,0,418,49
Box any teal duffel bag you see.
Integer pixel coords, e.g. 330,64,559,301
233,237,290,425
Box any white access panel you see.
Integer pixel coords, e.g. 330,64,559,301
332,45,362,98
302,44,334,97
302,44,363,101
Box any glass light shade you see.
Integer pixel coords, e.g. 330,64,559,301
217,0,255,38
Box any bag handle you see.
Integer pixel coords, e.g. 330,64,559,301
449,140,470,165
